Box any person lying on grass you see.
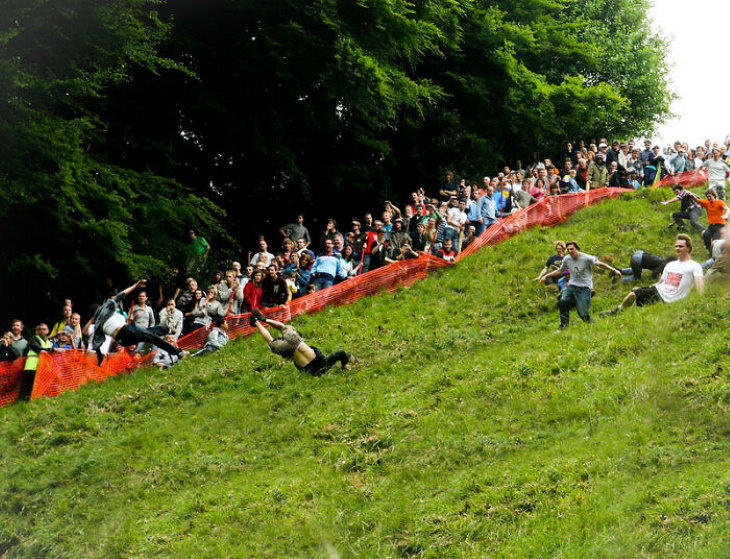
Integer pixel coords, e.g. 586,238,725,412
250,309,357,376
600,234,704,317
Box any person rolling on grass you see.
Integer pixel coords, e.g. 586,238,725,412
539,240,621,331
90,279,188,366
250,309,357,376
600,234,704,317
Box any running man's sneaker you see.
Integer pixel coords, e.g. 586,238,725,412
343,354,360,370
250,308,267,327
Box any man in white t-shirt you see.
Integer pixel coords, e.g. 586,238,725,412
600,234,704,317
700,148,730,200
444,199,468,245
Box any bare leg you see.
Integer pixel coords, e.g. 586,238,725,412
619,290,637,311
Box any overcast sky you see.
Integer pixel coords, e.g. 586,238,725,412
649,0,730,147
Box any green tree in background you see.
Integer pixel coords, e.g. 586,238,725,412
0,0,671,321
0,0,222,315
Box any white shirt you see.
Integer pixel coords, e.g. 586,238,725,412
446,207,467,230
102,312,127,337
655,259,703,303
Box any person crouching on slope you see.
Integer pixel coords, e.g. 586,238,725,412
250,309,357,376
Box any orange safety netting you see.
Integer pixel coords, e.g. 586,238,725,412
654,168,708,189
0,187,628,407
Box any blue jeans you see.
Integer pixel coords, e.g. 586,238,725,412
558,285,593,328
313,273,334,291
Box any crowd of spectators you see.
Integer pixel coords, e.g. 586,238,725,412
4,135,730,373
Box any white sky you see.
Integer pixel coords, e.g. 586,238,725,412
649,0,730,147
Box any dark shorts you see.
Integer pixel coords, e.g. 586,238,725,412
634,286,661,307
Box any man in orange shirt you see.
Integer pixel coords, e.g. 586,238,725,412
690,188,730,256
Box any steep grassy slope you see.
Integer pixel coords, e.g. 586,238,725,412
1,190,729,558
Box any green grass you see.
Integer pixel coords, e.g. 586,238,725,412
2,189,730,558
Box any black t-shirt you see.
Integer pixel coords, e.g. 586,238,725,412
546,254,563,269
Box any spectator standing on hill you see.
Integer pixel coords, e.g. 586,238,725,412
1,332,17,362
129,290,155,354
514,179,538,209
217,270,244,314
184,229,210,272
18,324,54,401
700,148,730,200
445,199,468,245
366,228,393,271
10,319,28,359
661,185,704,233
261,265,289,308
586,153,609,189
312,239,346,290
250,239,275,268
670,148,690,174
295,238,316,261
53,327,74,349
279,214,311,245
243,269,265,311
49,304,73,339
476,185,498,234
540,241,621,330
600,235,703,317
158,298,184,339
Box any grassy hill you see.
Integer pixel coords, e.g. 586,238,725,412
2,190,729,558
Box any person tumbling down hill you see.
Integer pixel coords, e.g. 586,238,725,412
90,279,188,366
600,234,704,317
250,309,357,376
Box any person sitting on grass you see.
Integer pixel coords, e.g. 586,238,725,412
534,240,567,289
152,335,181,370
250,309,357,376
600,234,704,317
192,316,229,357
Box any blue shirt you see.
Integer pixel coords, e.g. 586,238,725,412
466,199,480,221
312,254,346,279
476,194,497,222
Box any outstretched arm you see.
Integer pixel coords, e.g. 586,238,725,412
596,260,622,277
661,195,680,206
255,321,275,344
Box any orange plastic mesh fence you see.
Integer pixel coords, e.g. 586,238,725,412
0,187,627,407
654,169,708,190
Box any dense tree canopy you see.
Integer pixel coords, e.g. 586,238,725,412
0,0,671,322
